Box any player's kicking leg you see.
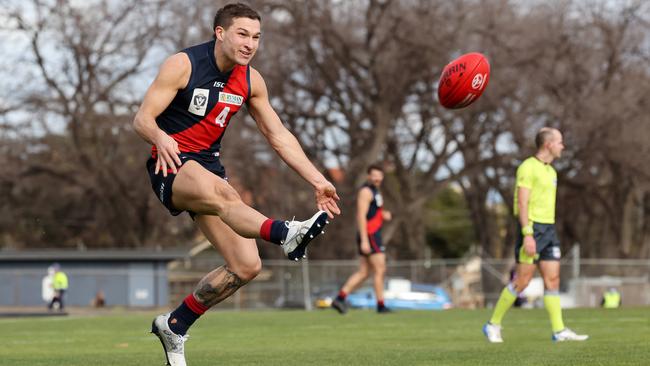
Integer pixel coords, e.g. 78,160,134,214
281,211,329,260
172,161,329,259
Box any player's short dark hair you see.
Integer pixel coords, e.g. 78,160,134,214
367,164,384,174
213,3,261,33
535,127,555,150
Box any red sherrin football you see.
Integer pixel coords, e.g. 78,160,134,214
438,52,490,109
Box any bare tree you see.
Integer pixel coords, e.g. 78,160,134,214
1,0,648,261
252,0,496,258
1,0,187,248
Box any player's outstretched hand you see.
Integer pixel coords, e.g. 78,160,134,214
154,130,182,177
314,181,341,219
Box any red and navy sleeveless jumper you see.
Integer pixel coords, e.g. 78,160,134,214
146,40,250,215
357,183,385,255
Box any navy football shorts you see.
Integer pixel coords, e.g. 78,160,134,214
357,231,385,256
146,152,226,216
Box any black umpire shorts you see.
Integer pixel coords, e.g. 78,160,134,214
514,221,561,264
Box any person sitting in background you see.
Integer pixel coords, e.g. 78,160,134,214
92,290,106,308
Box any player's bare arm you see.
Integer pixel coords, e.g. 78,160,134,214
518,186,536,256
247,67,340,218
133,53,191,177
357,187,373,254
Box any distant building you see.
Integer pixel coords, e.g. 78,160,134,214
0,250,184,307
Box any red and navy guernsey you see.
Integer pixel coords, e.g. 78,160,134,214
363,183,384,236
152,40,251,159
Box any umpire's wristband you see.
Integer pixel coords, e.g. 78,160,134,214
521,225,534,236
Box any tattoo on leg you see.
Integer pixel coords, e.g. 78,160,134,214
194,266,247,308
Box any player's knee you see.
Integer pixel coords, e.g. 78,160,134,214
209,184,243,213
232,257,262,282
374,266,386,276
514,277,532,292
544,275,560,290
358,268,370,278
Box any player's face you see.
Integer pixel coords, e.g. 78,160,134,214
367,169,384,188
548,131,565,158
217,17,261,66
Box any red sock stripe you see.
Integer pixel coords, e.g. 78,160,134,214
338,290,347,300
378,300,385,307
260,219,273,241
184,294,208,315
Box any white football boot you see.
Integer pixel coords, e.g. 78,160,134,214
483,322,504,343
282,211,329,261
151,313,189,366
552,328,589,342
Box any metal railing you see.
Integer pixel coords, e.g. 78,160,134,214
168,253,650,310
2,253,647,309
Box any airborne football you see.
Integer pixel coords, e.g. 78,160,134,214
438,52,490,109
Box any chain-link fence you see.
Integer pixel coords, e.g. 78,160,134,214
169,251,650,310
2,248,646,309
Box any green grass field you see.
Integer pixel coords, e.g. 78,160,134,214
0,307,648,365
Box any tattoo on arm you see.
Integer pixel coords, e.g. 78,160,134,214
194,266,247,308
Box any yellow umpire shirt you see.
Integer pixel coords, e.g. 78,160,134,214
53,272,69,290
513,157,557,224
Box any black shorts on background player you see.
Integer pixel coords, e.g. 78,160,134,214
356,231,385,255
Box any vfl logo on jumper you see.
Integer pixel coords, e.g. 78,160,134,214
188,88,209,116
218,92,244,106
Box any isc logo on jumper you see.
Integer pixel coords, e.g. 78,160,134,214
218,92,243,106
188,88,210,116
